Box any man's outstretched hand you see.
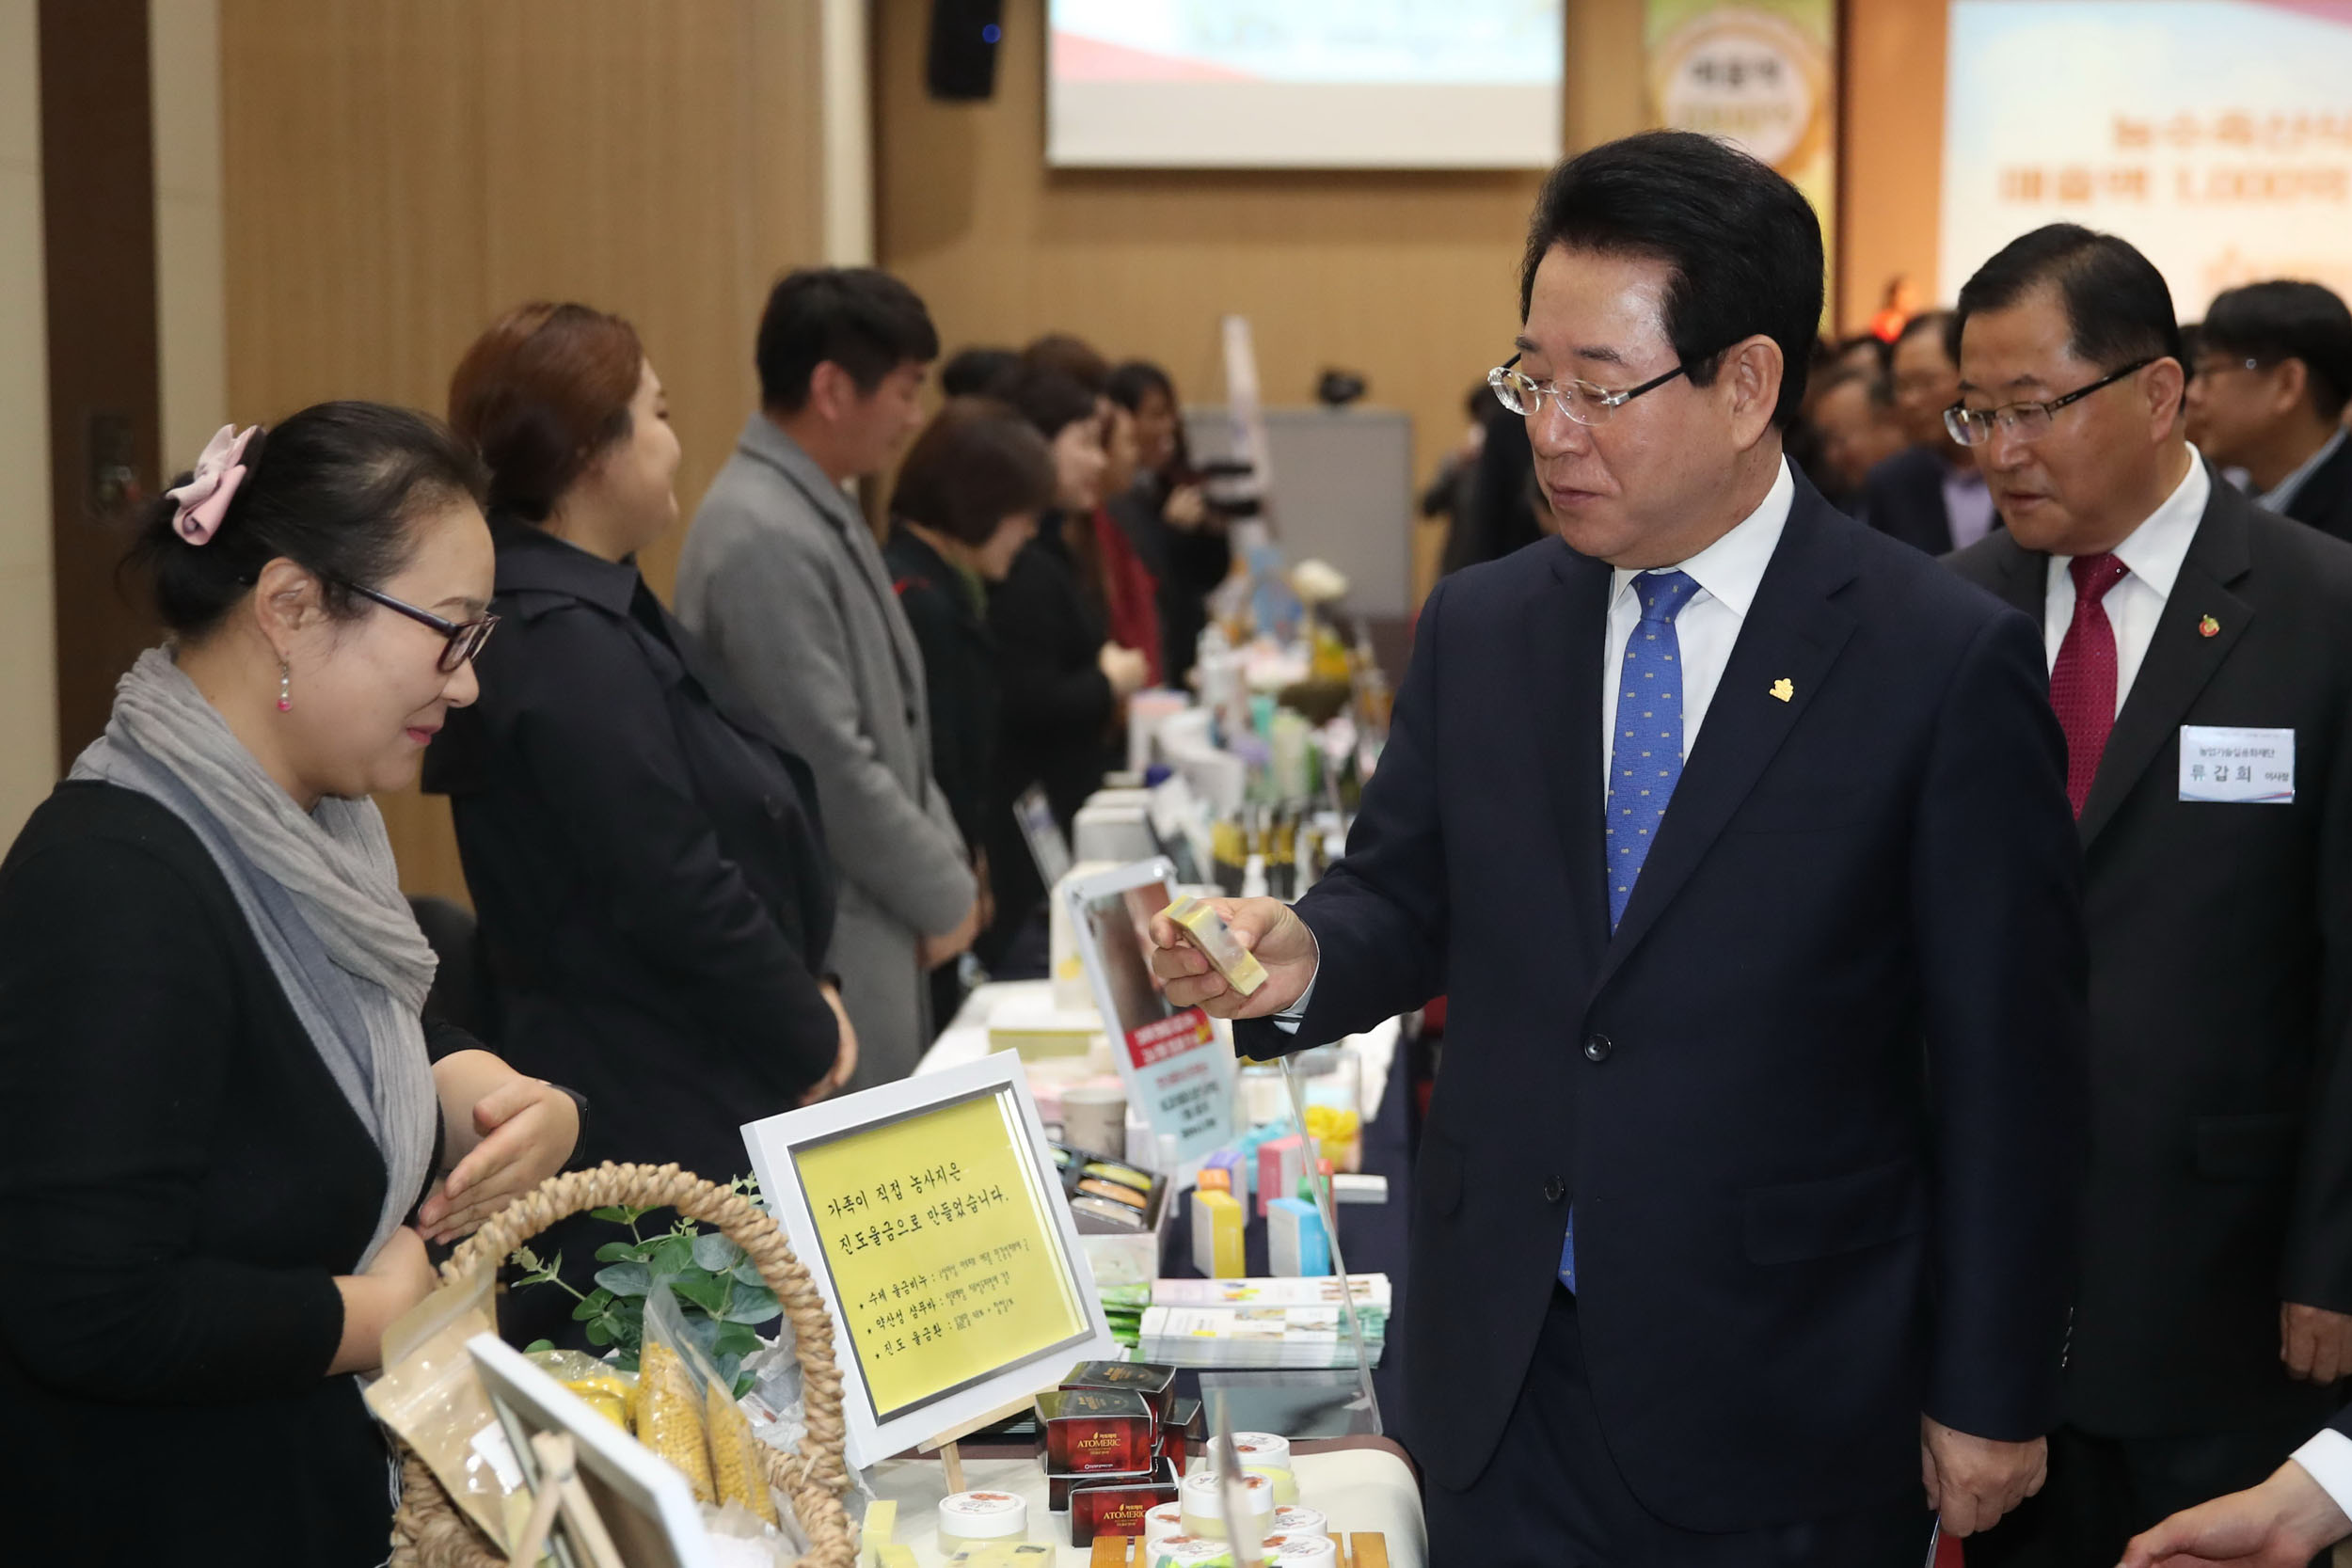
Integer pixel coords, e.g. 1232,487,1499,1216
1146,896,1318,1020
2118,1461,2351,1568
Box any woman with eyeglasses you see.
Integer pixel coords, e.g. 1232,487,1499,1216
423,304,850,1342
0,402,584,1565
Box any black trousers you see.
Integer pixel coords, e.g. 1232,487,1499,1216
1966,1418,2330,1568
1423,1285,1936,1567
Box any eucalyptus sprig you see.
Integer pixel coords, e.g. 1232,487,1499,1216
512,1175,776,1398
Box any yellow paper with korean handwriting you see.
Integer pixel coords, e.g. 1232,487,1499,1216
793,1090,1089,1419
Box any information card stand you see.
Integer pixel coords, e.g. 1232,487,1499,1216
1064,858,1236,1168
742,1053,1121,1473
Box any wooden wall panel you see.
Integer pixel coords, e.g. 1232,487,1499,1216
40,0,164,767
874,0,1650,549
1839,0,1948,331
222,0,826,900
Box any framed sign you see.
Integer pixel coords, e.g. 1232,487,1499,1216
1063,858,1236,1166
466,1334,716,1568
740,1054,1120,1469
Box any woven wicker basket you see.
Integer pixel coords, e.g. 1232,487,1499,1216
388,1162,856,1568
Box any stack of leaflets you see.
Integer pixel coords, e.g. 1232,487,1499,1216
1136,1275,1391,1369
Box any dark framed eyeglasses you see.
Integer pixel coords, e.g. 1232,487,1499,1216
1488,351,1693,426
344,582,499,672
1944,356,2156,448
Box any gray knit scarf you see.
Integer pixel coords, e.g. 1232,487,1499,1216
71,647,438,1269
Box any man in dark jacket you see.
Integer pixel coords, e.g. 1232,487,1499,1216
1152,131,2086,1565
2186,279,2352,543
1947,226,2352,1566
1863,309,2004,554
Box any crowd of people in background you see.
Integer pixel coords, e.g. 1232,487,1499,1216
1439,270,2352,578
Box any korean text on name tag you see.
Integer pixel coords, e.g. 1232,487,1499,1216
2179,725,2294,804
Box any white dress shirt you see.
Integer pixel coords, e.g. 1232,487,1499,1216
2293,1428,2352,1523
1599,458,1794,790
2040,453,2211,715
1279,459,1796,1031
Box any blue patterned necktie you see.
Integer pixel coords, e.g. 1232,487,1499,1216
1563,567,1698,1293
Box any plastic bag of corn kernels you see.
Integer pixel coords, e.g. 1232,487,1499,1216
639,1285,793,1543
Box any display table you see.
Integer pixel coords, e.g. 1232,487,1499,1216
918,982,1398,1117
915,983,1416,1421
865,1440,1426,1567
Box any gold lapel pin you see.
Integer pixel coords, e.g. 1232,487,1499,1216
1770,677,1794,703
2198,614,2219,638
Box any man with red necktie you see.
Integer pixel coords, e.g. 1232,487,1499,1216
1947,225,2352,1567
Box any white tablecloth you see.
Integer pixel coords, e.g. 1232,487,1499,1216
862,1446,1426,1566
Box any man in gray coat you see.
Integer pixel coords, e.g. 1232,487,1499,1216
678,268,978,1089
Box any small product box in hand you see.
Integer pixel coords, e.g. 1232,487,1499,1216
1161,895,1269,996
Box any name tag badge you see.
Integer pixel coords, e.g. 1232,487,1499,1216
2179,725,2294,804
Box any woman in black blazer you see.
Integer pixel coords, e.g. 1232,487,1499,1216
424,305,850,1337
883,397,1056,1025
981,364,1151,969
0,402,581,1565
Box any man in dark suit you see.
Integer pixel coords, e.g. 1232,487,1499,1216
1945,226,2352,1567
1864,309,2005,554
1148,131,2088,1564
2121,1405,2352,1566
2185,279,2352,543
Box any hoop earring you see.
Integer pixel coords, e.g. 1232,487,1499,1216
277,659,292,713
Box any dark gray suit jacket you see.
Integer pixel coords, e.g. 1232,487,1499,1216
677,417,976,1088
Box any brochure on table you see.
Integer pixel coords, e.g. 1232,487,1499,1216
1062,857,1238,1166
741,1053,1121,1470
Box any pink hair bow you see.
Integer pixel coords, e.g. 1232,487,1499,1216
165,424,259,546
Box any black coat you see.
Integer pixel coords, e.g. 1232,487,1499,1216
1861,443,1968,555
423,517,837,1186
883,525,997,854
0,781,458,1566
1950,471,2352,1437
1238,472,2088,1531
2278,432,2352,545
984,512,1116,948
1442,400,1544,576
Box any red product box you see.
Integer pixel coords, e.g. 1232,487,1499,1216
1158,1396,1202,1468
1066,1461,1182,1544
1034,1386,1155,1476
